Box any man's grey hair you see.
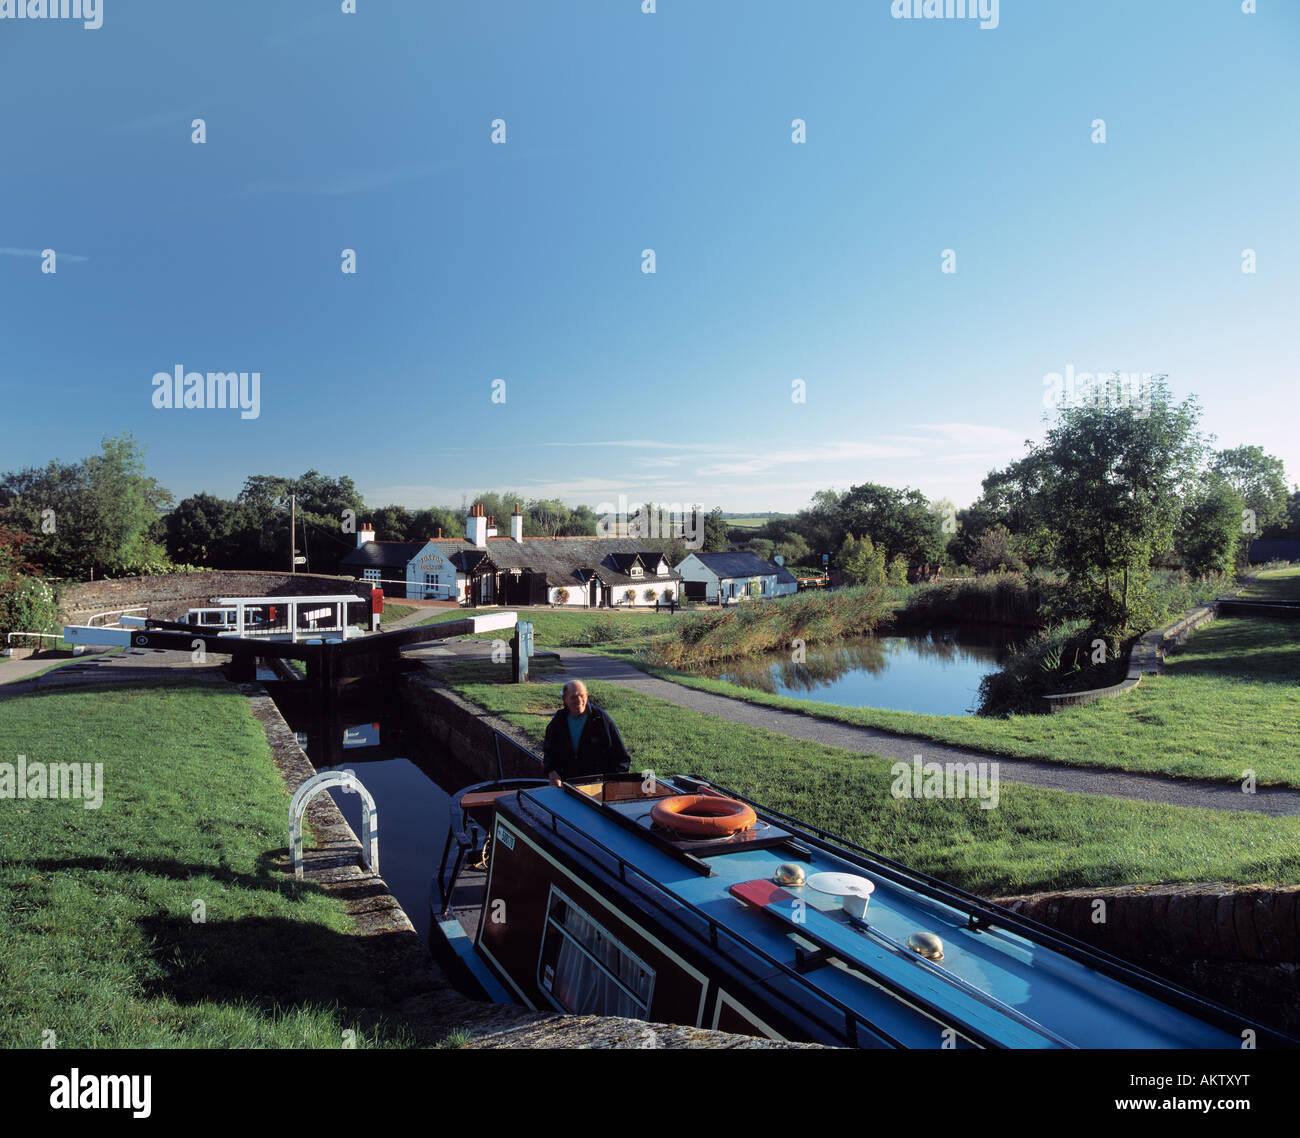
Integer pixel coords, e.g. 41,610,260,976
562,680,588,696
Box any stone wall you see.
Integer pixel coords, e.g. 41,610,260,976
993,882,1300,1036
397,671,544,780
59,570,371,623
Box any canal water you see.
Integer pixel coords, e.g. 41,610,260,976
267,678,487,945
689,624,1023,716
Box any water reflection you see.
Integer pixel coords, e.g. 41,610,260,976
273,683,470,945
695,624,1021,717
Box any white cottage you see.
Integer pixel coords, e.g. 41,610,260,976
674,551,780,603
350,505,682,607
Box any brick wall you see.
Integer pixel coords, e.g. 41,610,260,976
59,571,371,622
994,883,1300,1035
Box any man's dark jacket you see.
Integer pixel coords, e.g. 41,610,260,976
542,703,632,781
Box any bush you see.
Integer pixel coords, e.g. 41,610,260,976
0,575,59,641
887,554,909,586
976,620,1126,717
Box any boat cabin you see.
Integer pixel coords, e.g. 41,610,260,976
433,773,1294,1049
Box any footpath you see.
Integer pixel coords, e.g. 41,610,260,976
432,638,1300,817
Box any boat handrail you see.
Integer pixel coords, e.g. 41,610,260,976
511,786,1009,1049
681,776,1293,1046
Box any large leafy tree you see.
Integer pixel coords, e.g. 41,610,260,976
1210,445,1290,539
0,433,173,578
165,493,249,567
237,470,366,573
1033,377,1205,630
838,483,947,565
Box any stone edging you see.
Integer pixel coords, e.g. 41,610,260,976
1040,572,1265,712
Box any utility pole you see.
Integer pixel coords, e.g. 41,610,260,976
290,493,296,574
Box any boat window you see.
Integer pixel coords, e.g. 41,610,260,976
538,888,654,1020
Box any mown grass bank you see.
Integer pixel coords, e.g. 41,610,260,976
623,613,1300,787
438,671,1300,894
0,682,418,1047
1240,566,1300,601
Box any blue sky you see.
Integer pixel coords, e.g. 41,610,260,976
2,0,1296,516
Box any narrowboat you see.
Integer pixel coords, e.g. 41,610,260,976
430,770,1295,1048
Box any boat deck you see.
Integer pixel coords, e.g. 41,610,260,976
499,779,1249,1049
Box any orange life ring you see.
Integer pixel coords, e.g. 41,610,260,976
650,794,757,838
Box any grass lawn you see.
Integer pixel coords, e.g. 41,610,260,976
0,682,419,1047
439,671,1300,895
627,615,1300,787
378,604,417,624
1241,566,1300,601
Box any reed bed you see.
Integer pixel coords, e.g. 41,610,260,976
895,573,1048,628
647,586,893,668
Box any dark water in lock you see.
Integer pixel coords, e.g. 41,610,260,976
269,678,486,945
690,624,1023,716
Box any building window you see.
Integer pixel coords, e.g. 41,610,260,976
363,569,381,583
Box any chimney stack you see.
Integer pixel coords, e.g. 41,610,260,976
466,504,488,548
511,504,524,543
357,522,375,549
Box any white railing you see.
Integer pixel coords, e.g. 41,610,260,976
86,606,148,627
3,631,81,657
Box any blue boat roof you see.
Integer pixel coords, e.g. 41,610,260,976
510,781,1244,1049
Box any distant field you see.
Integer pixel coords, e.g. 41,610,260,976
723,515,790,529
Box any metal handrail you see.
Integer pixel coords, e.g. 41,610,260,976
6,631,66,644
85,606,147,627
511,786,993,1049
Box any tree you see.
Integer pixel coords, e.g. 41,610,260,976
836,533,886,587
1177,473,1245,576
773,533,810,566
969,524,1027,575
0,433,173,578
1211,446,1290,539
1033,376,1205,631
702,508,730,552
369,505,414,542
237,470,366,574
165,494,249,567
1262,487,1300,540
